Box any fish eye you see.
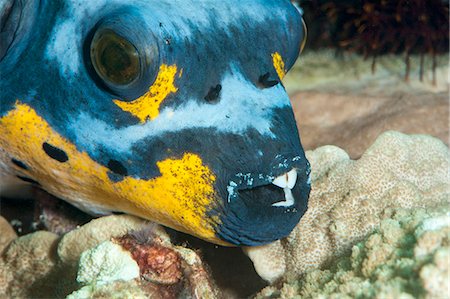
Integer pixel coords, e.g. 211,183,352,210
90,29,140,86
87,13,160,99
299,18,307,54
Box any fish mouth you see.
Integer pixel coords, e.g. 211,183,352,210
227,168,299,208
215,155,311,246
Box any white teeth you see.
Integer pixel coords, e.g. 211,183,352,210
272,174,288,188
272,188,295,207
272,169,297,190
271,169,297,207
286,169,297,189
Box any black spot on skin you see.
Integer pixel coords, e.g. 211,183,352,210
42,142,69,163
258,72,279,88
204,84,222,103
11,158,28,170
107,159,128,176
16,175,40,185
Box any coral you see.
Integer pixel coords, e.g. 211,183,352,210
67,280,148,299
57,214,149,266
0,231,59,298
255,205,450,299
0,216,17,253
68,225,219,299
243,241,286,284
1,214,218,298
247,131,449,282
76,241,140,285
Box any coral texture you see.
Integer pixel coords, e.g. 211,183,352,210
255,205,450,299
76,241,140,285
0,216,17,253
57,214,149,266
247,131,449,283
67,280,148,299
0,214,218,298
0,231,59,298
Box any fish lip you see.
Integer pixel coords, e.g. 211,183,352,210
218,170,310,246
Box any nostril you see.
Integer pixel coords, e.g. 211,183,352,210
258,72,279,88
204,84,222,103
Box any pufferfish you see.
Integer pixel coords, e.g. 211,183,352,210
0,0,310,246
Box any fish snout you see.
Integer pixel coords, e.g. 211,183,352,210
214,154,311,246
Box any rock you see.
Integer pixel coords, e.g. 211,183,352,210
0,231,59,298
57,214,149,266
292,90,449,159
247,131,449,283
255,205,450,299
0,216,17,253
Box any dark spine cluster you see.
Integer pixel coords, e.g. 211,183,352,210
297,0,449,83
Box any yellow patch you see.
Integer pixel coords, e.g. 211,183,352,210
113,64,179,123
0,102,226,244
272,52,286,80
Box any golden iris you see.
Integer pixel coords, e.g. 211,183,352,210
91,29,140,86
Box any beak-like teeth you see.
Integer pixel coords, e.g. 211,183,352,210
272,188,295,207
272,169,297,189
271,169,298,207
286,169,297,189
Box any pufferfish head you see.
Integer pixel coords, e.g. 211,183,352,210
0,0,310,246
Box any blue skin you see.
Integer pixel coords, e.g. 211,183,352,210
0,0,310,246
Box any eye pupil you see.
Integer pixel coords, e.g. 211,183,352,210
91,29,140,86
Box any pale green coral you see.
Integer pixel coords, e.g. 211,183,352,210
65,237,143,299
256,206,450,299
67,280,147,299
76,241,140,286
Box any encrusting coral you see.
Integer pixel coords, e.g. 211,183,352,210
255,205,450,299
247,131,449,284
0,231,60,298
0,215,218,298
75,241,140,286
0,216,17,253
